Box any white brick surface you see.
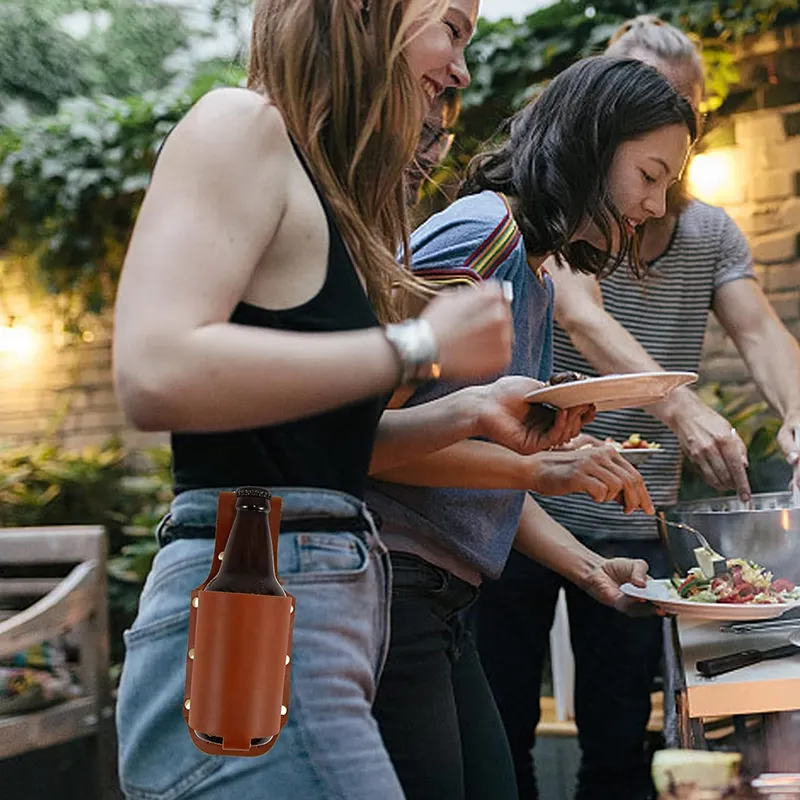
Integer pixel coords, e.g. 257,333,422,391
735,112,787,146
736,202,784,235
751,230,797,263
780,197,800,230
765,263,800,292
751,169,794,202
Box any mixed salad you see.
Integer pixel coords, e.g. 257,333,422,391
606,433,661,451
671,558,800,605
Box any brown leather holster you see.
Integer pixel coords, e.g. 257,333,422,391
182,491,295,756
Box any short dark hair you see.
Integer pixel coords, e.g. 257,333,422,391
460,56,697,278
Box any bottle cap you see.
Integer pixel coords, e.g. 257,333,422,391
235,487,272,500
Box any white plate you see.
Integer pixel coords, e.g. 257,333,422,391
525,371,698,412
614,446,662,466
621,579,800,621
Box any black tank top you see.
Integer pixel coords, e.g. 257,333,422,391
171,142,389,499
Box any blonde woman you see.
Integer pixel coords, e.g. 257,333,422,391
476,16,800,800
112,1,588,798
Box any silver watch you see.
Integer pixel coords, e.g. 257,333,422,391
383,319,441,386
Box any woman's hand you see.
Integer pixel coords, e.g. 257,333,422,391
420,282,514,380
524,444,655,515
558,433,605,451
581,557,654,615
471,376,595,456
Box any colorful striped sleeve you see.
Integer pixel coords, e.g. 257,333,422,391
408,192,523,287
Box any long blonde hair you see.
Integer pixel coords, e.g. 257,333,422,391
248,0,448,322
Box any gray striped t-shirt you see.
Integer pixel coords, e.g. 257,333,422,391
538,200,755,541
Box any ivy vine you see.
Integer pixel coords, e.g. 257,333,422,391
0,64,245,326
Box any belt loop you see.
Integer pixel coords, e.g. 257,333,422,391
155,513,173,547
363,503,382,533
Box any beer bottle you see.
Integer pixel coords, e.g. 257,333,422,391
206,487,286,596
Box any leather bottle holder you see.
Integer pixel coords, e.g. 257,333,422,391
183,491,295,756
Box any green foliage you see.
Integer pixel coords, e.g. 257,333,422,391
0,2,92,115
1,0,798,318
1,0,191,116
0,64,246,321
461,0,799,141
80,3,189,100
0,438,172,669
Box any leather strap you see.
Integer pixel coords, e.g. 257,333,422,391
183,491,295,757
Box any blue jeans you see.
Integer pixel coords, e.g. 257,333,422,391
473,539,669,800
116,488,403,800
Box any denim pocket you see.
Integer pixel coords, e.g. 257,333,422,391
390,555,448,598
123,608,192,649
280,532,370,584
125,546,211,646
117,540,224,800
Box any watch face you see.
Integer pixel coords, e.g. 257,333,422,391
384,319,439,385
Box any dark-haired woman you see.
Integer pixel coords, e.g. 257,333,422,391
365,55,697,799
477,17,800,800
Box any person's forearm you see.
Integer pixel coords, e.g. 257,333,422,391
559,302,662,376
371,438,527,487
512,494,603,588
114,324,400,432
738,315,800,420
557,302,684,426
370,388,489,475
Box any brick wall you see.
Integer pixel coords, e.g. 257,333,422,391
0,263,164,451
699,99,800,391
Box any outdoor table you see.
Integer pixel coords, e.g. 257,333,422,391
663,616,800,777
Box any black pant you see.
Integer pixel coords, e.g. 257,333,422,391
373,552,518,800
473,540,669,800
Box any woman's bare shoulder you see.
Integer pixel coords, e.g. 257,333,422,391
163,86,293,170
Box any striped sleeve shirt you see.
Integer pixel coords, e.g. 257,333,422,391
538,200,756,542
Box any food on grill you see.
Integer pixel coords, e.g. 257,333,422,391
606,434,661,451
547,370,589,386
671,559,800,605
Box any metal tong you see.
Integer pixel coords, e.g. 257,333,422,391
720,605,800,634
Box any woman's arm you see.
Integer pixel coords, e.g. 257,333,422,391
550,257,752,500
113,89,513,432
370,376,597,474
713,278,800,463
371,436,653,514
513,495,649,612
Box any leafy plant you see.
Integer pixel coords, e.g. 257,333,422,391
1,0,798,320
0,2,92,116
0,63,246,327
462,0,800,132
80,2,190,100
0,0,192,118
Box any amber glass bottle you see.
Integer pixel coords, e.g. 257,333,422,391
206,487,286,596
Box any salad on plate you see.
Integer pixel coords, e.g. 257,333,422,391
671,558,800,605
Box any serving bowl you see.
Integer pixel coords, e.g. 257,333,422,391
657,492,800,584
